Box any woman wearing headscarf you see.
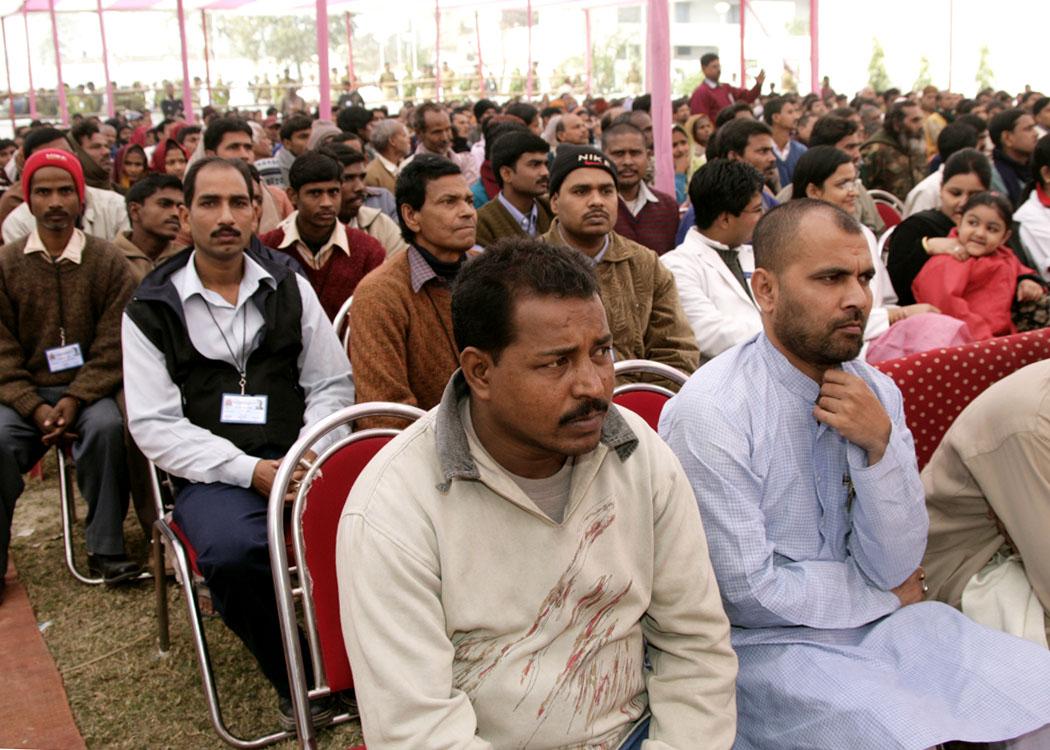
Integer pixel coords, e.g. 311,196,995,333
150,139,188,179
111,144,148,194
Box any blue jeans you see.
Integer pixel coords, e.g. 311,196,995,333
618,716,651,750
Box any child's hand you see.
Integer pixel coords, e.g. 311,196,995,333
1017,279,1045,302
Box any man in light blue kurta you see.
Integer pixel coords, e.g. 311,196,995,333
661,199,1050,749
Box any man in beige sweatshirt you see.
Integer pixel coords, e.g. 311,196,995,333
336,237,737,749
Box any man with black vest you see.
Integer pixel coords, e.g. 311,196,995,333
121,156,354,726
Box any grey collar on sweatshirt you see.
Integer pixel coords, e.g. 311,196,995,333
434,369,639,491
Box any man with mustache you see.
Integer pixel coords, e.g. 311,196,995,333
337,237,738,750
660,198,1050,749
0,149,139,599
603,121,679,255
258,151,386,322
122,156,354,726
474,130,552,247
350,154,478,423
541,145,699,375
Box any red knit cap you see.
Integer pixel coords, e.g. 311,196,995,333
22,148,86,204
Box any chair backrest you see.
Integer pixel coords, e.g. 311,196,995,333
612,359,689,431
876,224,896,266
268,402,425,703
874,199,902,229
867,188,905,213
333,294,353,353
874,328,1050,469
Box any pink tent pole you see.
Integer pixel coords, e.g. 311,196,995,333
2,17,16,130
175,0,194,123
808,0,818,94
344,12,355,85
22,8,37,118
96,0,115,117
474,11,484,93
316,0,331,119
739,0,747,86
201,11,213,104
584,8,592,96
947,0,954,91
646,0,673,196
434,0,441,100
47,0,69,126
525,0,533,101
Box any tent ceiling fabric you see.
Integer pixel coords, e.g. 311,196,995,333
1,0,620,14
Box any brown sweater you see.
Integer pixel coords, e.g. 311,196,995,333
475,195,553,248
0,234,135,417
348,249,459,422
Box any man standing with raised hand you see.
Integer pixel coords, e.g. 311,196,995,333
688,53,765,120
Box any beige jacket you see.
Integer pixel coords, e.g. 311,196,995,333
543,220,701,375
112,231,182,283
922,359,1050,640
350,205,408,257
336,374,737,749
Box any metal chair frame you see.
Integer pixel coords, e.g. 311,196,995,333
269,402,425,748
149,460,295,749
612,359,689,389
58,445,151,586
867,189,905,215
333,295,353,353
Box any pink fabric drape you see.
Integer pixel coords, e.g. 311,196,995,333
646,0,674,196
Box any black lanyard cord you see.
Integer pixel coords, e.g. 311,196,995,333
204,302,250,395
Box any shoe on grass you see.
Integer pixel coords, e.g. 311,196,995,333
277,694,336,731
87,553,142,585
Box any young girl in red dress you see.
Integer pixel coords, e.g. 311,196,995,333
912,192,1048,340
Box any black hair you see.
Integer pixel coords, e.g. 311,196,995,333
715,101,753,129
0,138,14,151
690,158,764,230
960,191,1013,227
1027,135,1050,195
807,115,858,147
491,131,550,189
288,151,343,192
988,108,1027,150
632,94,651,113
935,122,978,161
712,118,773,159
956,98,977,115
762,96,790,126
125,173,183,215
600,121,645,151
175,124,201,145
203,117,252,152
790,146,853,201
473,98,498,121
451,236,599,361
280,115,313,142
829,106,857,120
394,153,461,243
943,147,992,189
1033,98,1050,119
504,102,539,127
318,142,366,168
955,113,987,136
884,101,919,139
483,120,529,161
540,106,562,121
23,127,67,157
335,105,372,135
69,121,99,146
413,102,445,134
700,52,719,67
183,156,253,205
753,198,862,273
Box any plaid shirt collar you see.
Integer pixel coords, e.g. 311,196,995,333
407,245,444,294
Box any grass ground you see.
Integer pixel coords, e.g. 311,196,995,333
10,452,363,749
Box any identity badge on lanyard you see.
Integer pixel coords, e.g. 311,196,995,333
46,264,84,372
207,303,269,425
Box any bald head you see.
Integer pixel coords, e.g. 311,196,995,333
752,199,865,274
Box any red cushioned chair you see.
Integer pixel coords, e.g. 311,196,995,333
268,402,425,748
149,460,296,749
874,328,1050,469
612,359,689,431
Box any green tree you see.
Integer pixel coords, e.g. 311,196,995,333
975,45,995,90
218,15,345,81
913,56,932,92
867,38,891,93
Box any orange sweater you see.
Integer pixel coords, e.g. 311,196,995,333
348,249,459,419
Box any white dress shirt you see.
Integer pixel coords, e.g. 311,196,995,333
903,165,943,218
122,251,354,488
3,185,129,243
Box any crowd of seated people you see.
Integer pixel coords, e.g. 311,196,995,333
2,67,1050,748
